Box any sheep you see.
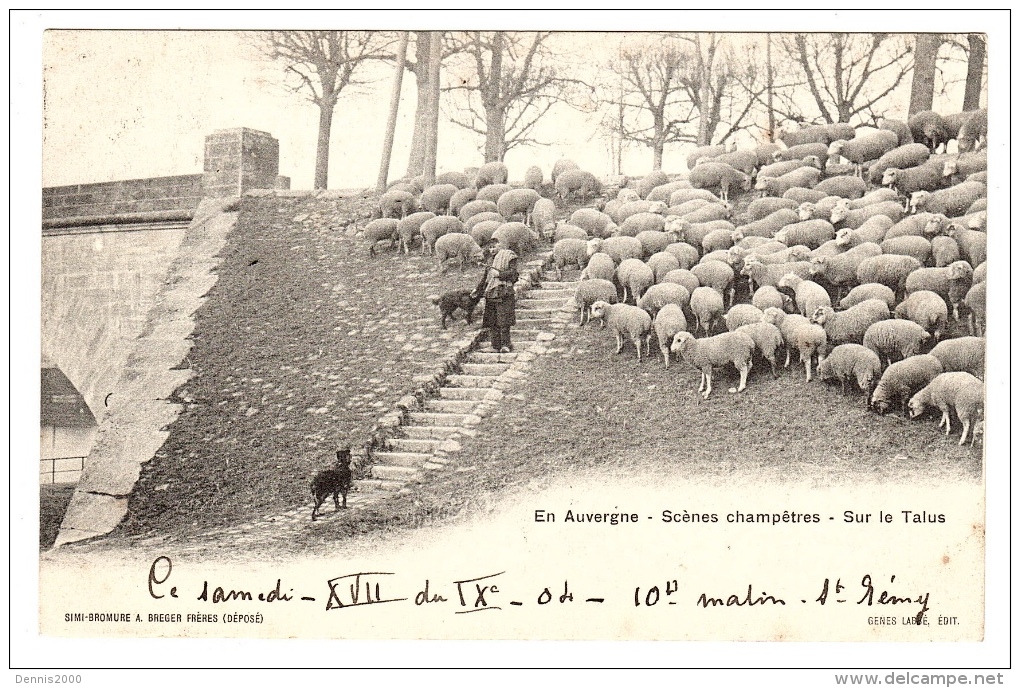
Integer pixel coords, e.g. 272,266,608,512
668,198,711,219
570,208,618,238
691,260,736,308
966,197,987,215
962,280,986,336
740,258,813,294
686,143,731,170
908,111,950,152
458,199,500,222
744,197,799,222
752,143,783,167
611,200,667,225
947,224,987,268
418,216,465,256
363,218,400,256
652,304,689,368
463,211,503,235
712,150,758,176
590,300,653,361
849,187,901,210
638,282,691,318
895,290,949,341
552,238,590,280
469,219,503,247
310,448,353,520
782,187,828,205
668,218,735,250
678,203,732,225
828,131,899,174
870,354,944,415
530,197,557,238
909,182,986,218
778,123,830,147
395,211,436,254
839,283,896,311
736,208,800,239
386,178,423,196
813,174,867,199
972,261,986,285
777,273,831,318
670,331,755,399
863,320,932,368
879,118,913,147
434,233,485,273
637,170,670,199
476,183,513,204
617,258,655,304
553,223,590,244
904,261,974,319
734,237,791,254
881,162,947,205
964,210,987,231
929,336,984,379
492,222,539,256
817,343,883,401
436,170,473,189
943,150,987,184
580,251,616,283
573,280,618,326
929,235,962,268
588,235,644,265
880,235,933,265
646,180,694,203
663,242,701,270
752,285,794,313
637,232,673,259
702,228,736,255
555,169,603,202
379,189,417,219
497,188,542,224
774,219,835,250
866,143,931,185
723,303,765,331
648,252,682,283
834,218,893,250
659,268,699,295
690,162,752,202
689,286,725,336
735,321,784,378
620,212,667,237
883,212,943,240
448,188,478,218
798,196,844,221
775,142,830,162
475,161,509,188
420,183,459,215
831,200,904,230
524,165,544,190
700,249,733,266
810,299,891,348
668,188,721,207
551,159,580,183
808,242,882,297
908,372,984,445
756,167,822,196
956,109,987,153
761,308,827,381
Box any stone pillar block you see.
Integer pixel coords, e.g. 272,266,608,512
203,128,281,197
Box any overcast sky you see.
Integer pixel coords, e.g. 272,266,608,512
31,11,1001,191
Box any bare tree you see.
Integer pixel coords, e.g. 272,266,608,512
443,31,580,162
781,33,913,124
962,34,986,111
255,31,392,189
909,34,943,115
376,32,409,193
403,32,465,178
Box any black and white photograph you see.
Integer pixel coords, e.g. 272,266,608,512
13,9,1011,680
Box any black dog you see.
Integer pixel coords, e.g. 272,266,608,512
311,448,353,521
430,289,482,329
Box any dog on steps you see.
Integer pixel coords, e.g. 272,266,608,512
311,448,353,520
429,289,482,329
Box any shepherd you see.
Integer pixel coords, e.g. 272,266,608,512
472,248,520,354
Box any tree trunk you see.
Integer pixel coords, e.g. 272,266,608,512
908,34,941,116
422,31,442,187
376,32,409,193
766,34,775,142
652,141,663,171
405,32,435,178
484,105,506,162
314,99,334,190
963,34,985,111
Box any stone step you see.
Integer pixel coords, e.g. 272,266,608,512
372,451,434,468
508,328,542,338
371,464,421,481
516,302,561,312
528,288,576,299
445,374,498,388
438,387,492,400
406,411,475,426
465,352,517,364
386,437,444,452
424,399,478,414
539,280,580,289
460,363,510,376
400,425,462,440
358,478,408,491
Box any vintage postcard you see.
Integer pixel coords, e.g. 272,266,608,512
15,9,1010,673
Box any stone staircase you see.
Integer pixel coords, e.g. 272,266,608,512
360,270,582,494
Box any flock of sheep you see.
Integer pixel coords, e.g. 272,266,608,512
362,108,987,447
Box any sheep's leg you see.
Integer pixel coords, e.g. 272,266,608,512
939,409,951,434
615,332,624,354
633,336,642,362
804,353,813,382
733,362,750,393
661,346,670,369
702,370,713,399
767,353,778,379
728,286,736,309
959,418,971,446
697,372,706,393
784,345,791,368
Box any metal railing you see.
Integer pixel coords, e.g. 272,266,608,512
40,456,87,485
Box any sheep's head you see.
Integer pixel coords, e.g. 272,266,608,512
942,160,959,177
830,199,852,224
589,300,610,322
755,176,774,191
669,331,696,354
803,155,823,170
881,167,900,187
810,306,834,325
649,201,668,215
761,307,785,326
907,395,927,419
777,273,801,290
771,149,785,162
909,191,930,214
774,229,790,244
739,258,759,276
948,260,974,281
834,228,854,247
797,202,816,220
586,238,603,256
618,188,639,202
827,140,847,157
967,211,986,230
923,214,949,236
739,174,753,192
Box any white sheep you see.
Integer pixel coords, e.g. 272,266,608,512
930,235,962,267
475,161,509,188
817,343,883,401
809,242,883,298
590,300,653,361
653,304,688,368
530,197,557,238
855,254,924,294
379,189,417,219
774,219,835,250
882,163,947,206
831,200,904,230
723,303,765,331
775,142,830,162
691,260,736,308
637,170,670,199
972,262,986,285
689,286,725,336
929,336,984,379
834,216,893,248
419,216,465,256
616,257,655,304
884,212,944,240
839,283,896,310
664,242,700,271
740,258,813,294
736,321,785,378
476,183,513,204
943,151,987,183
879,118,913,147
880,235,933,265
848,187,901,210
363,218,401,256
573,280,619,326
524,165,544,190
570,208,618,238
647,251,682,282
555,169,603,202
756,167,822,196
908,372,984,445
828,130,899,175
866,143,931,185
620,212,667,237
745,197,800,222
798,196,843,221
947,224,987,268
894,290,950,341
777,273,831,318
863,320,932,368
907,111,950,152
551,158,580,183
646,180,694,204
810,299,891,347
458,199,500,222
660,268,701,295
680,203,733,225
689,162,752,202
469,219,502,247
668,188,721,207
587,236,644,265
638,283,691,318
492,222,539,256
909,181,987,218
420,183,460,215
553,222,589,242
434,232,485,273
761,308,827,381
814,174,868,199
396,211,437,254
904,261,974,319
963,281,986,336
581,252,616,282
956,109,987,153
670,331,756,399
552,238,590,280
751,285,794,313
870,354,944,416
636,231,673,259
